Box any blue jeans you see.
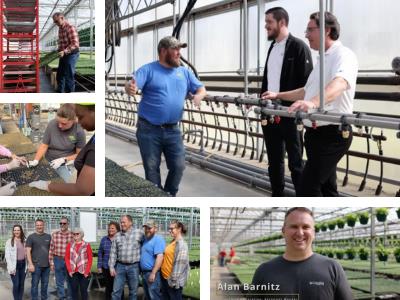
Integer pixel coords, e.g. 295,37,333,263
136,119,186,196
31,265,50,300
54,256,72,299
56,51,79,93
67,273,89,300
142,271,162,300
10,260,26,300
112,263,139,300
56,165,75,183
161,276,182,300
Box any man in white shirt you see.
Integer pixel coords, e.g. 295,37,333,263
262,12,358,196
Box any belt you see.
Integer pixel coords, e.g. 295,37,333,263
139,117,178,128
54,255,64,258
117,261,138,265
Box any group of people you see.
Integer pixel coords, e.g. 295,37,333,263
125,7,358,197
0,103,95,196
5,216,191,300
218,247,235,267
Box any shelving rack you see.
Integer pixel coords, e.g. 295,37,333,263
0,0,39,92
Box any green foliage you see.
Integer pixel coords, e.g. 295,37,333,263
321,222,328,231
183,268,200,299
357,211,370,225
328,220,336,231
394,248,400,263
345,214,358,227
376,208,389,222
358,247,369,260
346,248,356,260
335,249,345,259
336,218,345,229
314,223,321,233
376,246,390,262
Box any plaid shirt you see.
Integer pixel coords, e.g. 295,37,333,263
168,238,190,288
108,228,143,271
49,230,73,265
58,21,79,54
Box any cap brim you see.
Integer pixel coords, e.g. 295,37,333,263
178,43,187,48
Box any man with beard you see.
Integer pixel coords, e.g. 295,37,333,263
125,36,206,196
251,208,353,300
140,220,166,300
260,7,313,196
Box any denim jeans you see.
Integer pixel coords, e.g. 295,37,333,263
161,276,183,300
55,164,75,183
31,265,50,300
10,260,26,300
112,262,139,300
142,270,162,300
136,119,186,196
54,256,72,299
56,51,79,93
67,273,89,300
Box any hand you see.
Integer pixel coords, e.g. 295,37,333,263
288,100,315,113
110,269,116,277
28,264,35,273
28,180,49,191
11,271,16,275
261,91,278,100
97,268,102,273
28,160,39,168
15,156,28,166
84,273,89,278
69,272,73,277
50,264,54,272
188,93,202,108
50,157,66,169
148,272,156,283
125,79,137,96
58,51,65,57
6,159,21,170
0,182,17,196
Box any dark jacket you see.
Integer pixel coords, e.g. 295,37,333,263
261,33,313,107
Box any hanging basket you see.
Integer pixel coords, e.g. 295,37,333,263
376,214,387,222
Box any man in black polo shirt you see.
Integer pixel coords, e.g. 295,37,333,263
260,7,313,196
252,207,353,300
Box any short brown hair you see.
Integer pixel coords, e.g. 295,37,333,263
57,104,76,120
284,207,314,223
310,11,340,40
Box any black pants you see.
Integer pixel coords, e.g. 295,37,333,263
262,117,304,196
299,125,353,196
68,273,89,300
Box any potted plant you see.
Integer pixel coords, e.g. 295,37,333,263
346,248,356,260
321,223,328,232
336,249,345,260
394,247,400,263
376,246,390,262
337,218,345,229
346,214,358,227
327,248,335,258
376,208,389,222
359,247,369,260
396,208,400,219
358,211,370,225
315,223,321,233
328,220,336,231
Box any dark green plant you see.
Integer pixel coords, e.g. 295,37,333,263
321,223,328,232
358,211,370,225
376,247,390,262
336,218,345,229
376,208,389,222
327,248,335,258
396,208,400,219
328,220,336,231
359,247,369,260
345,248,356,260
394,247,400,263
346,214,358,227
336,249,345,259
315,223,321,233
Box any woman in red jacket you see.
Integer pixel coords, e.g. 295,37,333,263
65,228,93,300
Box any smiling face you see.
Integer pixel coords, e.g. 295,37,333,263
75,105,95,131
120,216,132,232
35,220,45,234
282,210,315,258
108,224,118,237
144,225,157,239
13,226,21,239
59,218,69,232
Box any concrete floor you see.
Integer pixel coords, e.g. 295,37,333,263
210,260,243,299
40,69,56,92
105,134,268,197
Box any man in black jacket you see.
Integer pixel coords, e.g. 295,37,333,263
261,7,313,196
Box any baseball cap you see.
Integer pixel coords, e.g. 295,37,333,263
157,36,187,53
143,219,157,228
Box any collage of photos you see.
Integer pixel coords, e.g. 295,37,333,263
0,0,399,300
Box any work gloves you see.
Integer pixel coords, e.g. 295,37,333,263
0,182,17,196
28,180,49,191
50,157,67,169
28,160,39,167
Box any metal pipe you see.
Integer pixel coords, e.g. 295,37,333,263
370,207,376,298
115,0,174,23
319,0,325,112
243,0,249,96
89,0,93,60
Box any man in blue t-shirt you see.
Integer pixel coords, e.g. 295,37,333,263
140,220,166,300
125,36,207,196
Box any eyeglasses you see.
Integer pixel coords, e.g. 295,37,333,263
60,222,67,225
305,27,319,34
73,233,80,236
168,227,176,231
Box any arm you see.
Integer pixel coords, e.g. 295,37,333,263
97,238,104,270
26,247,34,272
169,241,189,287
64,26,79,54
0,145,12,157
108,239,117,275
48,164,95,195
65,148,81,162
191,86,207,107
49,233,55,270
262,87,305,102
5,240,15,274
148,254,164,283
34,144,49,161
84,244,93,277
65,243,72,275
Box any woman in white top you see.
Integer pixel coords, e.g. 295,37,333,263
5,225,27,300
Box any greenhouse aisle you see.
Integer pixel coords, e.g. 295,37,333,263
39,69,55,92
211,260,242,299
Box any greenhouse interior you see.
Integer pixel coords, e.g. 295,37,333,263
0,103,94,196
105,0,400,197
0,0,95,92
0,207,200,299
210,207,400,300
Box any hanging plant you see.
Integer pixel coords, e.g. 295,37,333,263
346,214,358,227
336,249,345,260
345,248,356,260
315,223,321,233
394,248,400,263
376,208,389,222
376,247,390,262
396,208,400,219
336,218,345,229
357,211,370,225
328,220,336,231
321,223,328,232
359,247,369,261
327,248,335,258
